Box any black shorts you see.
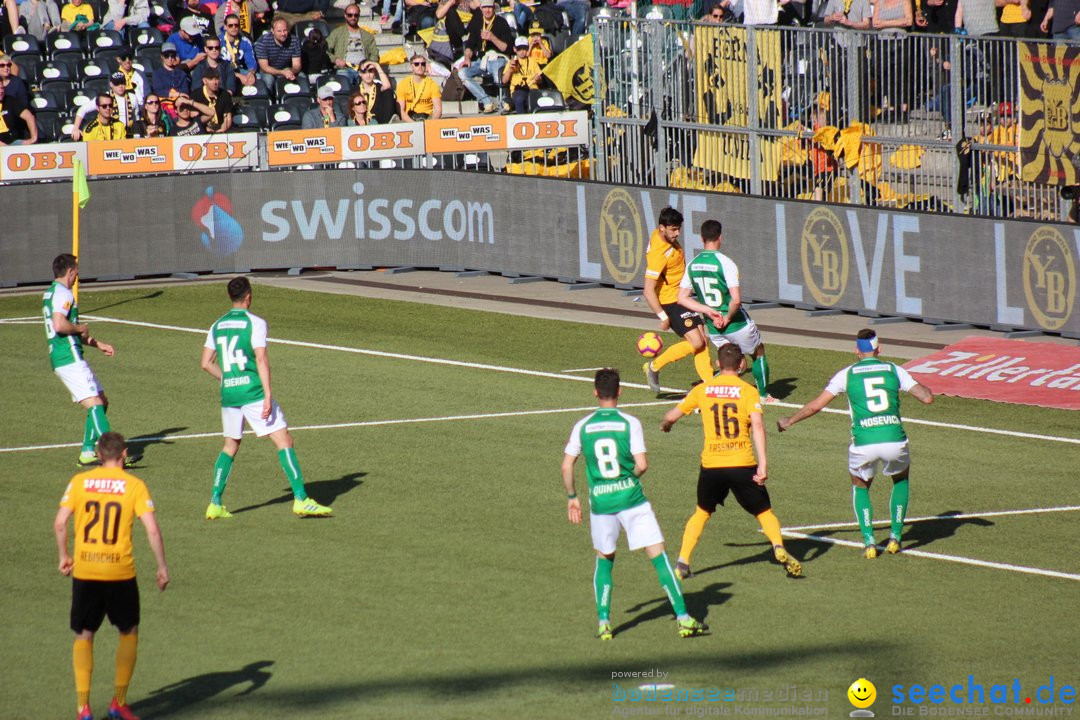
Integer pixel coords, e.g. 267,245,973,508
71,577,140,634
662,302,704,337
697,466,772,517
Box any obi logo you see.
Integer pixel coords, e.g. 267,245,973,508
598,188,643,285
801,207,848,306
193,187,244,256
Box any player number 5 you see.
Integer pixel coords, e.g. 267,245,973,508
863,377,889,412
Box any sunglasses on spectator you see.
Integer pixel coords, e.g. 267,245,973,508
412,61,426,66
353,101,367,106
162,51,178,58
226,22,239,27
146,99,160,104
206,44,220,49
0,62,11,67
98,102,114,108
345,11,359,16
361,66,376,72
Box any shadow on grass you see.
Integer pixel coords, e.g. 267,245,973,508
83,290,164,315
690,537,828,578
132,660,274,719
765,376,798,400
125,427,189,462
613,581,734,638
231,471,366,514
900,510,995,551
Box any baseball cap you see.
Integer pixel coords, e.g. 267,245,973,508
514,36,529,47
479,0,495,7
317,85,336,100
528,21,543,34
161,41,178,53
109,71,126,84
180,15,203,35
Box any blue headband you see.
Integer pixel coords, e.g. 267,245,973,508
856,336,878,353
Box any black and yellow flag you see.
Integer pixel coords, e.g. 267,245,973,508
1019,42,1080,185
542,34,598,105
691,26,782,181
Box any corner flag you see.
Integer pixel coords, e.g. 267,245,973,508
73,158,90,209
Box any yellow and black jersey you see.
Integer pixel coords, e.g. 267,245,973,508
677,375,762,468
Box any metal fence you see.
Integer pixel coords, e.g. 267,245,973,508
590,17,1077,221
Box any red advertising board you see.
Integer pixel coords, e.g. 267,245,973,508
903,337,1080,410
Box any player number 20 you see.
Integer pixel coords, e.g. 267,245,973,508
83,500,122,545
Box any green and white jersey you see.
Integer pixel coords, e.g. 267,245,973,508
204,308,268,407
825,358,918,446
679,250,750,335
43,281,84,370
564,408,647,515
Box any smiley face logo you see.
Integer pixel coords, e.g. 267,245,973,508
848,678,877,709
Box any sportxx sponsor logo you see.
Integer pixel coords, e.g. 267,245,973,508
705,385,742,398
193,186,244,256
598,188,643,284
83,478,127,494
800,207,848,306
1022,226,1076,331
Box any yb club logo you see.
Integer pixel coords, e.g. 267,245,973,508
1023,226,1076,330
598,189,643,285
800,207,848,306
193,187,244,257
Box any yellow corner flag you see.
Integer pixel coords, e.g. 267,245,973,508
542,34,594,105
73,158,91,209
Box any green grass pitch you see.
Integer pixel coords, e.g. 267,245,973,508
1,282,1077,720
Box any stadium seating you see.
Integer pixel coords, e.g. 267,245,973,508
232,103,269,131
237,82,272,102
82,76,111,97
275,75,312,104
16,56,45,88
129,27,164,49
93,46,132,70
47,32,86,62
267,103,304,130
35,111,67,142
79,58,110,81
4,34,43,62
39,61,77,91
528,88,566,113
30,89,67,113
293,19,331,41
88,29,127,51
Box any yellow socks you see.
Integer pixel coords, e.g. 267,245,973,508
756,509,785,549
652,340,695,372
114,632,138,706
693,347,714,383
678,508,712,564
74,638,93,710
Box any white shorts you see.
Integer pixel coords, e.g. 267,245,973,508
221,399,288,439
709,320,763,355
54,360,103,403
590,501,665,554
848,440,910,481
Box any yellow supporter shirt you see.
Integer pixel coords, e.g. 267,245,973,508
395,75,440,117
643,229,686,305
61,1,95,25
60,467,155,581
677,375,762,468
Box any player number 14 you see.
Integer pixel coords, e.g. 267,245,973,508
216,335,250,372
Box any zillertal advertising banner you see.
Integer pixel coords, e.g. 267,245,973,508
0,142,88,182
1019,42,1080,186
692,26,782,181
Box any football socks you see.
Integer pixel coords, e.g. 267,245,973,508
210,452,234,505
890,478,910,542
678,507,711,566
114,632,137,707
853,486,875,546
751,354,770,397
74,637,93,710
83,405,110,454
278,448,307,500
652,340,694,373
693,347,714,383
755,509,784,549
651,554,688,618
594,556,613,623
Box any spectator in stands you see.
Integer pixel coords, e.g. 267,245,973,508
820,0,870,126
192,35,237,95
742,0,779,25
170,93,206,134
151,43,193,113
346,87,373,124
380,0,404,29
219,13,258,88
461,0,512,114
19,0,62,41
80,93,127,140
102,0,150,31
167,15,208,71
302,84,346,127
395,53,441,121
115,50,148,99
328,3,379,81
1040,0,1080,39
73,71,141,139
702,1,732,21
555,0,588,34
61,0,96,31
356,59,396,123
300,26,334,76
192,70,233,131
0,80,37,145
1,0,18,38
214,0,268,37
428,0,472,66
508,0,532,32
503,36,542,114
0,53,30,107
405,0,439,31
525,21,552,66
254,17,302,95
871,0,914,123
131,93,172,136
274,0,324,27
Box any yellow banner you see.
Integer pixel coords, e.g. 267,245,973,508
691,26,782,181
542,34,599,106
1018,42,1080,185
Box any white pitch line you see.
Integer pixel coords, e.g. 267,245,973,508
561,367,608,373
0,400,673,454
0,316,42,324
785,505,1080,533
783,530,1080,582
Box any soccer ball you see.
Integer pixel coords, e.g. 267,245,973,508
636,332,663,358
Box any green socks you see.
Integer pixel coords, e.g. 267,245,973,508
752,354,770,397
278,448,307,500
82,405,110,453
889,479,910,542
852,486,874,546
651,554,688,619
210,452,234,505
594,556,613,622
